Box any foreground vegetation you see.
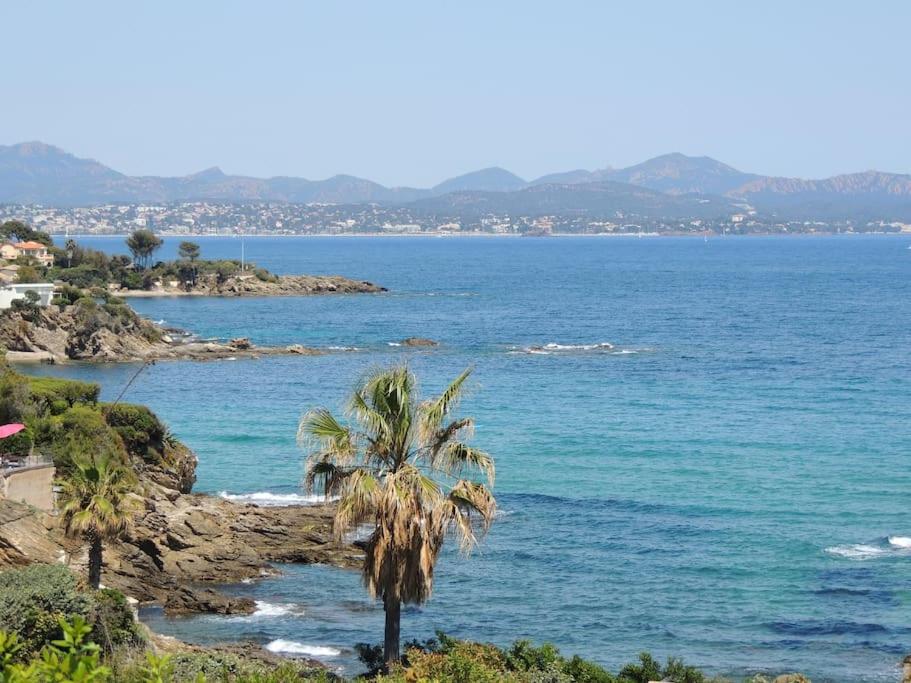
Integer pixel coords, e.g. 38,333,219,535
0,220,274,291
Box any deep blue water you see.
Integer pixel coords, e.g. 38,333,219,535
27,235,911,681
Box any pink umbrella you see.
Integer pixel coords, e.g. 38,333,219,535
0,424,25,439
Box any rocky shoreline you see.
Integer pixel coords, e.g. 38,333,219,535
119,273,385,298
0,300,344,363
0,440,358,616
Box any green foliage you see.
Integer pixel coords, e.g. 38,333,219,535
0,565,93,658
25,377,99,413
253,268,278,284
126,231,163,270
13,265,42,286
177,242,200,262
0,566,140,664
101,404,166,463
0,425,33,458
53,265,107,289
90,590,143,656
36,405,126,472
0,221,53,247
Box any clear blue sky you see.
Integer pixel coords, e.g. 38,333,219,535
3,1,909,186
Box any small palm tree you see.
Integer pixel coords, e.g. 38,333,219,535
58,456,140,590
300,365,496,666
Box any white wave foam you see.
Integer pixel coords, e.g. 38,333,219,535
826,536,911,560
265,640,340,657
327,345,359,352
219,491,328,507
387,342,402,347
825,544,886,560
253,601,303,617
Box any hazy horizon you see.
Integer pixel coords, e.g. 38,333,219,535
3,1,910,186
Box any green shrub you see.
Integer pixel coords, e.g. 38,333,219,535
0,564,93,657
34,404,127,472
26,376,100,413
0,425,33,457
55,264,108,289
0,566,140,662
102,403,167,463
253,268,279,284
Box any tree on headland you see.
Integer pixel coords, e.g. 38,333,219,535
58,456,141,589
178,241,200,262
300,365,496,667
125,230,162,270
178,241,201,287
0,220,53,247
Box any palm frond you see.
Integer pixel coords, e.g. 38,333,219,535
430,441,495,485
298,409,357,463
418,367,472,442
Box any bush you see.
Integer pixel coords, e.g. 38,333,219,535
26,376,100,414
253,268,279,284
0,564,93,657
34,404,127,472
0,425,33,457
54,264,108,289
0,566,140,661
102,403,167,463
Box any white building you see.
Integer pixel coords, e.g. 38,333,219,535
0,283,55,310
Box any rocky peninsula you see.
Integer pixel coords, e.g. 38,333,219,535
119,271,385,298
0,292,344,363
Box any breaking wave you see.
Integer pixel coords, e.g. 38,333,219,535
265,640,341,657
825,536,911,560
509,342,650,356
218,491,328,507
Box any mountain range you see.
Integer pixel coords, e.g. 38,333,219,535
2,142,911,220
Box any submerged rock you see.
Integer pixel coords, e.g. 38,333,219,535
400,337,439,347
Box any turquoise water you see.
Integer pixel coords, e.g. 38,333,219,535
28,236,911,681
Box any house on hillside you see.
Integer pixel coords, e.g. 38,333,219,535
0,241,54,267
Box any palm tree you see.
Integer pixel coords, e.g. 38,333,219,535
299,365,496,667
57,456,140,590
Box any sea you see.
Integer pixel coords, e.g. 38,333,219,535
23,235,911,681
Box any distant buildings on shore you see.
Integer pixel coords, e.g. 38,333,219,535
0,202,906,237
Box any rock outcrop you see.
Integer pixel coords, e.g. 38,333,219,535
400,337,439,347
121,273,385,297
0,303,333,363
0,434,358,615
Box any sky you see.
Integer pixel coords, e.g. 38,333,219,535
2,1,910,187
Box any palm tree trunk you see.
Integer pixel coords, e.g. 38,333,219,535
87,532,103,590
383,594,401,666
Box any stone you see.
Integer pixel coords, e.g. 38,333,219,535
401,337,439,347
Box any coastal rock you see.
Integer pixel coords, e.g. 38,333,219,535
0,442,358,616
164,587,256,616
0,303,329,363
401,337,439,347
121,272,386,298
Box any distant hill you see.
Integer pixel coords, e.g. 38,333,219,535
0,142,429,205
729,170,911,219
2,142,911,220
409,181,740,220
606,153,760,196
431,167,527,194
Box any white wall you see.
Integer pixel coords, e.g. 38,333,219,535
0,283,55,310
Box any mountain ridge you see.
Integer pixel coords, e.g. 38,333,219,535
2,142,911,220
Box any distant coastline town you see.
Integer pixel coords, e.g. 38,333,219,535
1,202,909,237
